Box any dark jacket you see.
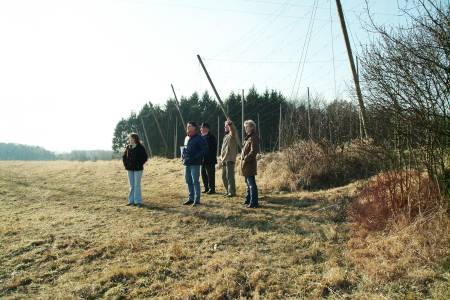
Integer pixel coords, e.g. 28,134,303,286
240,132,259,177
202,133,217,165
122,143,148,171
183,134,208,166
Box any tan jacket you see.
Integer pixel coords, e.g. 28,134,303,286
220,125,238,163
240,132,259,177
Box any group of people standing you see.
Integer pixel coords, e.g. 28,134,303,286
122,118,260,209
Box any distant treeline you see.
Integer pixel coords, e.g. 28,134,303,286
0,143,56,160
0,143,114,161
56,150,116,161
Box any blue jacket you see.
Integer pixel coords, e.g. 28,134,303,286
183,134,208,166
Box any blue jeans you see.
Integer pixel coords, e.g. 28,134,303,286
127,170,143,204
245,176,258,206
185,165,201,204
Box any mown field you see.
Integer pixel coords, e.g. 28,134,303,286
0,159,448,299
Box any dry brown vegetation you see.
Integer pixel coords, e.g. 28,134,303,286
258,139,387,191
0,159,448,299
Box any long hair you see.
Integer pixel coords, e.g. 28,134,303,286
125,133,141,158
128,133,141,144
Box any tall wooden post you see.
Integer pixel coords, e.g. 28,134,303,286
359,106,363,140
335,0,368,138
257,113,262,153
150,106,169,154
174,118,178,158
171,84,186,129
278,103,282,151
241,89,245,143
307,87,312,139
197,54,242,148
140,117,153,157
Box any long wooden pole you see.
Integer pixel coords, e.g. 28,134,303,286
241,89,245,143
174,118,178,158
197,54,242,148
257,113,262,153
307,87,311,139
150,106,169,154
171,84,186,129
140,117,153,157
278,103,282,151
335,0,368,138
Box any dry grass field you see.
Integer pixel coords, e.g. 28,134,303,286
0,159,448,299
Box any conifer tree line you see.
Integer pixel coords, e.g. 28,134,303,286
112,87,367,157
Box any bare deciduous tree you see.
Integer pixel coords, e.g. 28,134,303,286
361,0,449,187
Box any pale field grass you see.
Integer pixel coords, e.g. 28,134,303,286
0,159,448,299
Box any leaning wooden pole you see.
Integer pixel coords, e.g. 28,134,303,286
171,84,186,129
174,118,178,158
197,54,242,148
241,89,245,143
150,105,169,154
140,117,153,157
335,0,368,139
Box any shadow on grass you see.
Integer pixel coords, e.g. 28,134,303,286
139,196,334,236
264,197,320,209
19,179,340,237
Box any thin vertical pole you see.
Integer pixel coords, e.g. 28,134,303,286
330,0,337,100
241,89,245,144
150,107,169,154
307,87,311,139
140,117,153,157
257,113,262,153
174,118,178,158
171,84,186,129
359,106,363,140
278,103,282,151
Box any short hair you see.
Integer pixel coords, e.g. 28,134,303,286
187,121,197,128
128,133,141,144
244,120,256,129
201,122,210,129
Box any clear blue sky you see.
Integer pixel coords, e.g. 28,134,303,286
0,0,413,152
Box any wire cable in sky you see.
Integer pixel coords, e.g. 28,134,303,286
289,0,319,100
